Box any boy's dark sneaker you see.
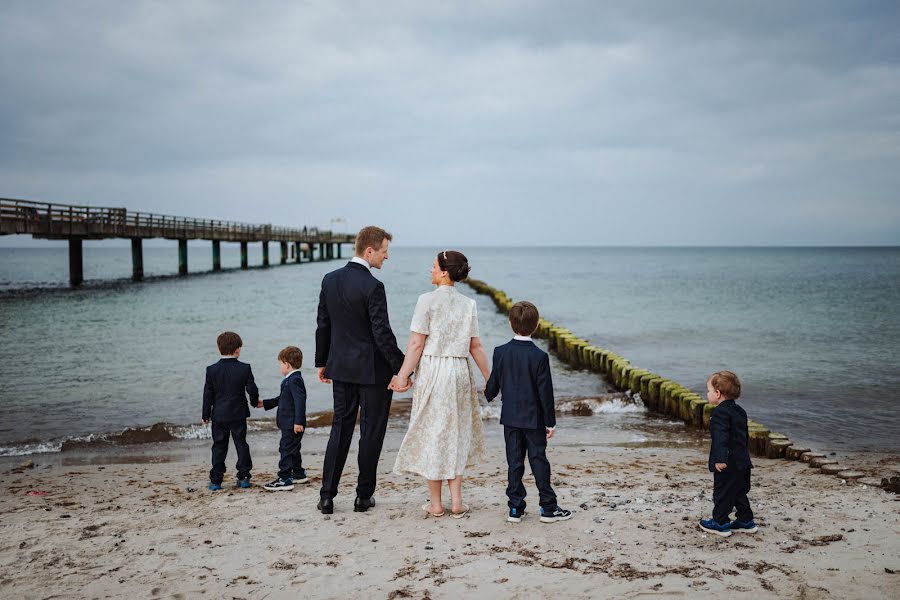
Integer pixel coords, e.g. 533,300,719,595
539,506,572,523
208,482,222,491
699,518,732,537
292,469,310,484
729,519,758,533
263,477,295,492
507,507,526,523
236,478,252,489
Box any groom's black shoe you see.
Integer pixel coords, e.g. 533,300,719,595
317,497,334,515
354,496,375,512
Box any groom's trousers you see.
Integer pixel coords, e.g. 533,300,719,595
320,381,393,500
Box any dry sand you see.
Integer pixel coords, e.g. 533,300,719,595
1,434,898,600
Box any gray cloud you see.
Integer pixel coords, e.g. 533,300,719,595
1,1,898,246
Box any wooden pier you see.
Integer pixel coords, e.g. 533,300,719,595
0,197,355,286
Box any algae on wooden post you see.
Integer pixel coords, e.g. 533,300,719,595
702,402,716,429
648,378,665,411
748,428,771,455
690,397,708,428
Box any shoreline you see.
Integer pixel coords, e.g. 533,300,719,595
4,409,899,482
2,429,898,599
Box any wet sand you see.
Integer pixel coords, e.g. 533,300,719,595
1,427,898,600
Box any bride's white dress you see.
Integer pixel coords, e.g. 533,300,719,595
393,285,485,480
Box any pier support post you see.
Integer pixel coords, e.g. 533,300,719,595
240,241,248,269
319,242,326,261
296,242,302,263
212,240,221,272
178,239,188,275
262,241,269,267
131,238,144,281
337,243,342,259
280,241,288,265
68,237,84,287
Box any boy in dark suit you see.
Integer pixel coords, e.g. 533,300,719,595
485,301,572,524
260,346,308,491
202,331,259,491
699,371,758,537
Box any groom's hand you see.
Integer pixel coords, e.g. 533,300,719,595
317,367,331,384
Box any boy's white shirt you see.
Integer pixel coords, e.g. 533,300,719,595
283,369,301,380
510,335,553,432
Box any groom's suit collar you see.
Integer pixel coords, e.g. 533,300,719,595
349,256,372,270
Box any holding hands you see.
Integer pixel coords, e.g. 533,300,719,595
388,375,413,393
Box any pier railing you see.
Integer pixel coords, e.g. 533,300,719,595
1,197,356,285
0,197,352,243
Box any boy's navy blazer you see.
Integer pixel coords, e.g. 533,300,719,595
315,261,405,385
202,358,259,422
262,371,307,429
708,399,753,472
484,339,556,430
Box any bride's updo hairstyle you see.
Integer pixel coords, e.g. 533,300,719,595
437,250,471,282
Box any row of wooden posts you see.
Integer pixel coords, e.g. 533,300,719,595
464,278,898,492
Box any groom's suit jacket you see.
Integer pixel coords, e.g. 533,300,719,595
485,339,556,430
315,261,404,385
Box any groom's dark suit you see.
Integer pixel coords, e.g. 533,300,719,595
315,260,405,502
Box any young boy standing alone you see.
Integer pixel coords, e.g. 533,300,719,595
699,371,758,537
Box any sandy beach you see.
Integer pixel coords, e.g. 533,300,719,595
1,430,898,600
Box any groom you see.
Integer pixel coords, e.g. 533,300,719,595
314,225,410,514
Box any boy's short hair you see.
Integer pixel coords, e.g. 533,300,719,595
277,346,303,369
217,331,243,355
355,226,393,256
709,371,742,400
509,301,540,336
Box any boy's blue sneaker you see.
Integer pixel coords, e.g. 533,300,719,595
507,507,526,523
730,519,758,533
698,518,732,537
263,477,295,492
236,478,252,489
208,482,222,491
539,506,573,523
292,469,309,484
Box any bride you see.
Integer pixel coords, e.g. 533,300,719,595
391,250,489,518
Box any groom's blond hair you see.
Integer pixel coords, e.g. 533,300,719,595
355,226,393,256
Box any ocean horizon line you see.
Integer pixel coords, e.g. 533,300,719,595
1,241,899,250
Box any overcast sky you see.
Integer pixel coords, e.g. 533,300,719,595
1,1,898,246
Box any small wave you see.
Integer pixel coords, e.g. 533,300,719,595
557,395,645,415
0,412,338,457
0,440,65,457
478,394,645,419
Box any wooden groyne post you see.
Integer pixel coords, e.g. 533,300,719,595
0,198,356,286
